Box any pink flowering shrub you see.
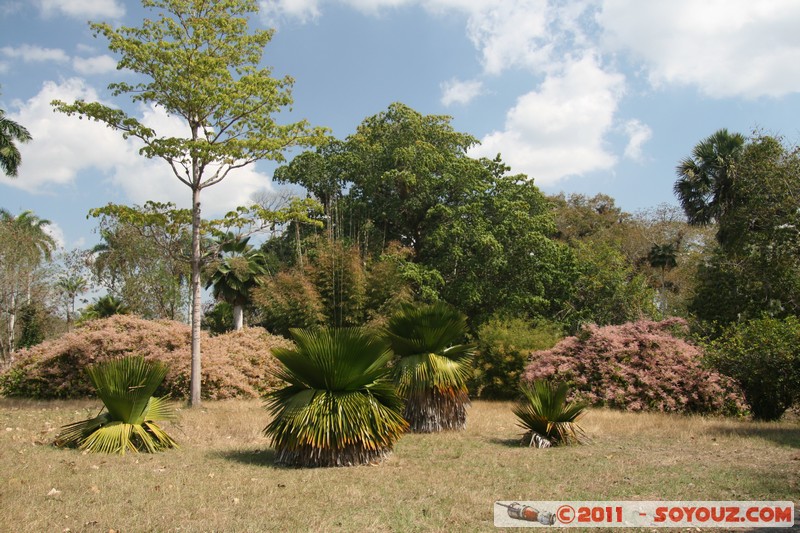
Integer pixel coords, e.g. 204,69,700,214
522,318,743,415
0,315,290,400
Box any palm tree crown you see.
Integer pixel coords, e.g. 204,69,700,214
674,128,746,226
55,356,178,454
264,327,408,467
383,302,475,432
0,108,32,177
205,234,268,330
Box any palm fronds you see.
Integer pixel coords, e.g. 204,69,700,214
264,327,408,467
55,356,177,454
514,380,587,448
383,302,474,432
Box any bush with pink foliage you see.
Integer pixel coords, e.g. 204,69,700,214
0,315,291,400
521,318,743,415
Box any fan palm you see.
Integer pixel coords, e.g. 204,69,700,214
674,128,746,228
514,380,587,448
205,234,269,330
263,327,408,467
55,356,178,454
80,294,130,322
383,302,475,432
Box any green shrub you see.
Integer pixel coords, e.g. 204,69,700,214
705,316,800,421
470,317,563,399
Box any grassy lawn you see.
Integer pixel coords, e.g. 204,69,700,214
1,399,797,532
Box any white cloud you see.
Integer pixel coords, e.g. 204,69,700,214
622,119,652,161
470,54,624,184
464,0,553,75
36,0,124,19
42,221,65,249
440,78,483,106
6,79,132,191
1,44,69,63
5,79,274,217
598,0,800,98
73,55,118,75
260,0,321,24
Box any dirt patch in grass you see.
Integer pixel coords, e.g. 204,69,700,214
1,399,797,532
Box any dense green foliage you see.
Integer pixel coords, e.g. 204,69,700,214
274,104,575,324
263,327,407,467
690,135,800,328
514,380,587,447
470,317,563,400
54,356,177,454
705,317,800,421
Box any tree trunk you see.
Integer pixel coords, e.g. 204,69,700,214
8,291,16,355
190,186,203,407
295,221,303,269
233,304,243,331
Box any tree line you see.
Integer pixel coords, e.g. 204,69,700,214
3,0,799,411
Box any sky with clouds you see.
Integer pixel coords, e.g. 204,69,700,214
2,0,800,250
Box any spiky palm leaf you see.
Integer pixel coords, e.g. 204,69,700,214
264,327,408,467
383,302,475,432
514,380,587,448
55,356,177,454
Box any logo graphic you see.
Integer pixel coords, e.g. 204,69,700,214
496,502,556,525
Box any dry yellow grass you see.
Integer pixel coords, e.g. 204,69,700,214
0,399,797,532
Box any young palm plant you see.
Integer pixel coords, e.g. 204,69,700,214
263,327,408,467
515,380,587,448
383,302,475,432
55,356,178,454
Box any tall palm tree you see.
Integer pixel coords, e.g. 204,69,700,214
383,302,475,432
0,209,56,262
263,327,408,467
58,275,88,330
0,108,32,177
0,209,55,355
205,235,269,330
674,129,746,227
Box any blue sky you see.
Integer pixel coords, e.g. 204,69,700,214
3,0,800,251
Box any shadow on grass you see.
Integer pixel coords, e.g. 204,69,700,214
489,437,524,448
707,424,800,449
212,447,281,467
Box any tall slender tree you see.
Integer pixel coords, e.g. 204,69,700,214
53,0,326,406
57,275,88,331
